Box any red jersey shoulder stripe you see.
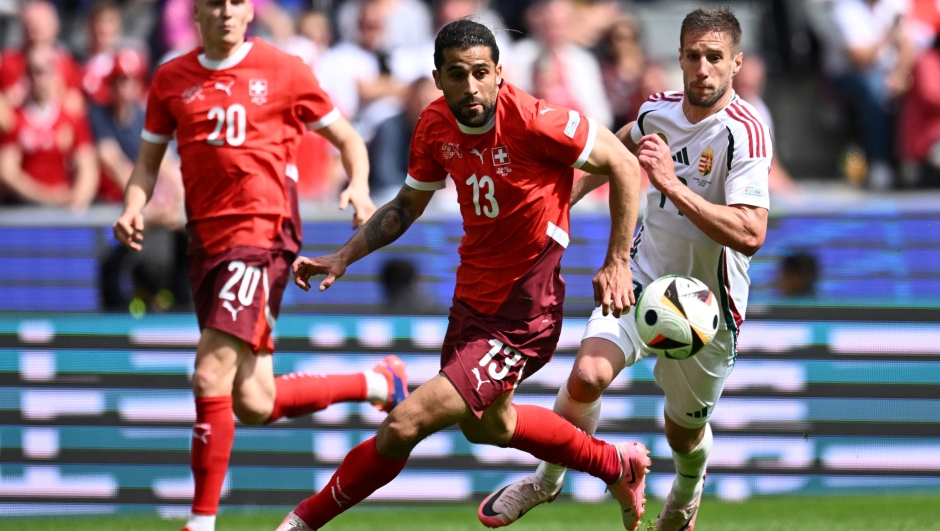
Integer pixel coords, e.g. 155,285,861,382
725,104,756,158
733,103,767,158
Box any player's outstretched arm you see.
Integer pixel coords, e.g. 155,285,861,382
293,183,434,292
636,133,767,255
113,140,168,251
569,122,638,207
315,116,376,229
577,125,642,317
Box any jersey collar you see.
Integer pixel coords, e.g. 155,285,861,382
198,40,254,71
456,114,495,135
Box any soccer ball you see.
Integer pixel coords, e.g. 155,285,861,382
635,275,720,360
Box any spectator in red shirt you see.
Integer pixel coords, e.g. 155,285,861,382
0,45,99,210
898,33,940,186
0,1,84,120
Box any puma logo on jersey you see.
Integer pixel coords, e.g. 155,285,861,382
470,148,487,163
222,300,244,320
672,147,690,166
471,367,492,390
215,80,234,96
539,107,556,115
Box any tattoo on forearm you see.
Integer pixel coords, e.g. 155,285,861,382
364,201,413,252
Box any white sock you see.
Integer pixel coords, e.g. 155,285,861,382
184,513,216,531
670,422,712,505
364,370,388,404
535,384,602,489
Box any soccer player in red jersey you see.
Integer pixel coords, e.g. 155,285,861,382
284,19,649,531
111,1,409,530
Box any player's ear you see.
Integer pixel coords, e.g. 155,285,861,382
495,63,502,84
732,52,743,76
432,70,443,91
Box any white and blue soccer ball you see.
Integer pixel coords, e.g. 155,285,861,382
635,275,720,360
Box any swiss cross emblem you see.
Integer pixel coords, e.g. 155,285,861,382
492,145,510,166
248,79,268,105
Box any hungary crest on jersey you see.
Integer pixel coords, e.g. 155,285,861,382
698,145,714,176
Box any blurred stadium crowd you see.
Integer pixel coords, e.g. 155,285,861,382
1,0,940,216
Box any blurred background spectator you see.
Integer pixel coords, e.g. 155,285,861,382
512,0,613,128
898,32,940,187
0,44,98,210
777,251,820,297
367,76,440,202
0,1,84,125
821,0,914,190
379,258,441,314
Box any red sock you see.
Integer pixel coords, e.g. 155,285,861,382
191,396,235,515
508,404,621,484
293,437,407,528
268,373,367,422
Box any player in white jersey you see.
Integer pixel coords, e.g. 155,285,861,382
479,8,769,531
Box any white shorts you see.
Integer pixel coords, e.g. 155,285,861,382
582,305,735,429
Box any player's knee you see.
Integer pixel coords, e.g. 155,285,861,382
192,366,227,396
377,411,422,455
568,361,613,402
665,426,705,455
459,408,514,445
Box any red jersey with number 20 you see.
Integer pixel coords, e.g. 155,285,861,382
407,83,598,318
142,38,339,256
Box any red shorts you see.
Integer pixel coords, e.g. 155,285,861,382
441,300,563,417
188,247,293,353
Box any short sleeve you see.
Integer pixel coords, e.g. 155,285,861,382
141,71,176,144
293,59,340,130
725,122,772,209
404,111,447,191
528,102,597,169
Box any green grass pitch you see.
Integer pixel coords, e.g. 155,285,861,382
3,496,939,531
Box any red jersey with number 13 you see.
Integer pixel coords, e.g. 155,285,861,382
406,83,598,318
142,38,339,256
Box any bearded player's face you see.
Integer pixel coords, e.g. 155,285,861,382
434,46,502,128
195,0,254,50
679,30,742,108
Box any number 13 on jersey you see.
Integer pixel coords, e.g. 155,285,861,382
466,174,499,218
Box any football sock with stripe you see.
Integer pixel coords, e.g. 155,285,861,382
267,373,369,422
535,384,602,489
293,437,408,529
670,422,712,505
190,396,235,520
509,404,620,485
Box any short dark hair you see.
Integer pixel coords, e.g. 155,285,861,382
680,7,742,53
433,18,499,70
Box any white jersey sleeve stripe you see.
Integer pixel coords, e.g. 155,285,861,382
572,117,597,169
306,108,341,130
141,129,172,144
405,174,447,191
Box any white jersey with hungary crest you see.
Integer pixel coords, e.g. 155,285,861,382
628,90,771,336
